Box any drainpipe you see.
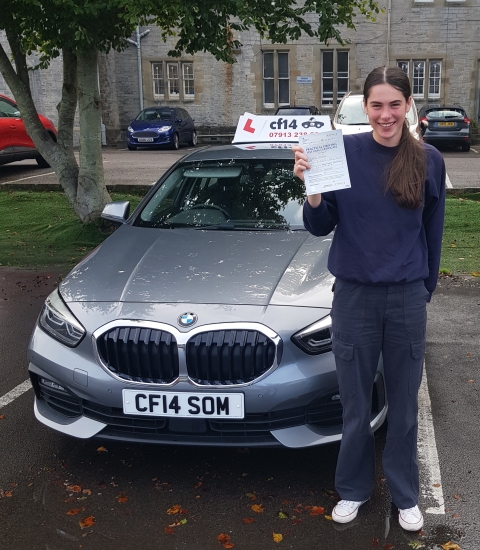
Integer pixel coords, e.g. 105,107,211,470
127,26,150,112
386,0,391,66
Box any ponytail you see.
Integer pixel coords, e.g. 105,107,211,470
385,121,426,209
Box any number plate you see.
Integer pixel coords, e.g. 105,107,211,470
437,122,455,127
137,137,154,142
122,390,244,418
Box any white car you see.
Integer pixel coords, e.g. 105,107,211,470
333,92,419,137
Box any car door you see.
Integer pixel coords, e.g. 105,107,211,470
0,97,17,165
0,96,36,159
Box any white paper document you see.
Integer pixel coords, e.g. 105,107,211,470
299,130,351,195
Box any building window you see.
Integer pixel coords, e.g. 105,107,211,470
322,50,349,108
397,59,442,100
152,61,194,100
263,51,290,108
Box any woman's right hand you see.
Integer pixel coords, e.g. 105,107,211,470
292,145,322,207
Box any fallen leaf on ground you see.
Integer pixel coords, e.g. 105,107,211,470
66,508,83,516
67,485,82,493
433,483,441,488
372,538,379,547
243,518,255,524
324,515,332,521
273,533,283,543
293,506,303,514
218,533,235,547
164,527,175,535
383,544,393,550
441,543,461,550
116,492,128,503
0,415,4,420
309,506,325,516
408,541,424,549
251,504,264,513
1,491,13,497
277,511,289,519
292,519,302,525
96,446,108,452
82,489,92,495
167,504,182,514
168,519,187,527
79,516,95,529
454,494,460,500
245,493,257,500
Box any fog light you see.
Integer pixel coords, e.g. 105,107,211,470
40,377,67,392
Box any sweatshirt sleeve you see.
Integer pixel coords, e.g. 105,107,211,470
423,153,446,296
303,192,339,236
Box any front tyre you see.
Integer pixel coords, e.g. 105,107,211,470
127,144,137,151
461,142,470,152
188,131,197,147
36,155,50,168
171,133,180,150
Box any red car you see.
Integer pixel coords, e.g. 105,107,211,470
0,93,57,167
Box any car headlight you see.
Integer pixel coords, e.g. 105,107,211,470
127,126,134,133
39,289,85,347
158,125,172,132
291,315,332,355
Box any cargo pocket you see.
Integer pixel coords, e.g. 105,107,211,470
408,339,425,396
332,337,356,397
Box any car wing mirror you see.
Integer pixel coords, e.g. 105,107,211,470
13,110,21,117
101,201,130,224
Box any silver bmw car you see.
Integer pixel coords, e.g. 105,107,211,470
28,144,387,447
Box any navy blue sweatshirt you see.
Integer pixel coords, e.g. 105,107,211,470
303,132,446,295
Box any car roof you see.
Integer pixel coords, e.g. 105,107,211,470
177,144,294,163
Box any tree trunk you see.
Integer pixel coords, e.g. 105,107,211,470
76,46,111,223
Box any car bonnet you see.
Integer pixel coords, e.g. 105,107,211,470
59,226,333,308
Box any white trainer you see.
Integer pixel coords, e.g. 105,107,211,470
332,499,368,524
398,505,424,531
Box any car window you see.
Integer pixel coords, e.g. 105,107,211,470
136,109,173,122
426,109,464,118
276,108,314,116
0,98,20,118
134,160,305,230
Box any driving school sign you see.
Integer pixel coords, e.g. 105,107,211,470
232,112,331,144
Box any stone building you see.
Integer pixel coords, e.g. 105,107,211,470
2,0,480,145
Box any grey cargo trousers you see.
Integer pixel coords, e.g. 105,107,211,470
331,278,429,509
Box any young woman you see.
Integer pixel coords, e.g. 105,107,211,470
293,66,445,531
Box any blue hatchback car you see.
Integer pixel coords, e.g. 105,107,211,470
127,106,197,150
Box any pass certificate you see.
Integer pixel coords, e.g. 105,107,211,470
299,130,351,195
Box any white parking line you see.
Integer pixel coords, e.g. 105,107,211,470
0,379,32,410
1,171,55,185
471,148,478,154
418,366,445,515
445,173,453,189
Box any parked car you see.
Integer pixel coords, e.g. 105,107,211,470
418,105,471,152
0,94,57,167
28,140,387,448
333,92,419,137
127,106,196,150
275,105,320,116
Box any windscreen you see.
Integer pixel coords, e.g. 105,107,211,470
134,159,306,230
136,109,174,122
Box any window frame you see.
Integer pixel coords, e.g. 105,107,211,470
397,59,442,100
262,50,290,109
151,61,195,101
321,50,350,109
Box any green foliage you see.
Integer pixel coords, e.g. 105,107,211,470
1,0,381,67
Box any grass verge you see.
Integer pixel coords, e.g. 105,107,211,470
0,190,143,268
0,190,479,276
441,192,480,276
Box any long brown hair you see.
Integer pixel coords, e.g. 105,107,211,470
364,66,426,209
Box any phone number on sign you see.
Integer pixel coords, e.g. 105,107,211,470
268,131,319,138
